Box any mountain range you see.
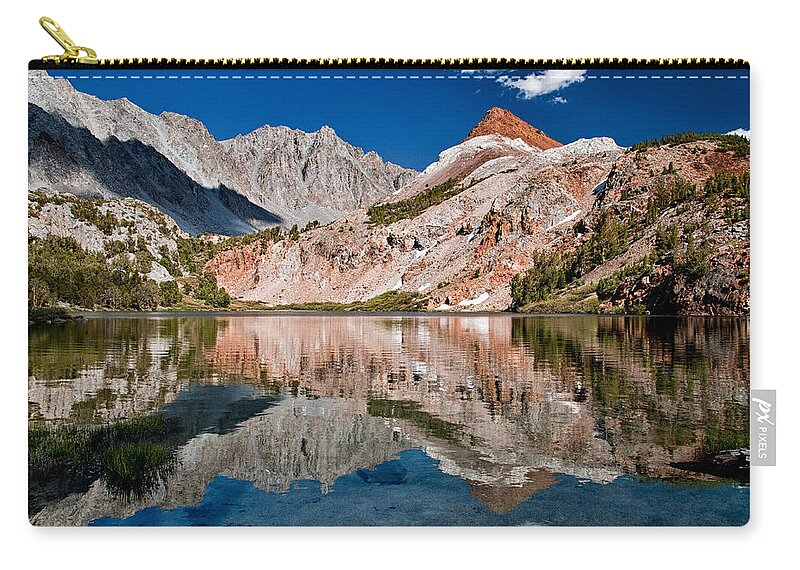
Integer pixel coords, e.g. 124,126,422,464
29,71,414,235
28,71,750,315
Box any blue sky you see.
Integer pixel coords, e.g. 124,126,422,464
48,69,749,171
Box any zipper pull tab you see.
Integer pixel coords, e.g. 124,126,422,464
39,16,99,65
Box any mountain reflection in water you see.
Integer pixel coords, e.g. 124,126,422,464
28,315,750,526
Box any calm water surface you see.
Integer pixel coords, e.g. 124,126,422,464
28,314,749,526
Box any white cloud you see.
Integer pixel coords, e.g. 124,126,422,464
497,70,586,99
460,69,502,76
550,96,568,105
726,128,750,140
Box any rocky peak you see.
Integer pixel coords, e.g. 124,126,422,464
465,107,562,150
316,125,337,138
28,71,417,232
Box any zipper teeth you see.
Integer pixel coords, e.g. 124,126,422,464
30,57,750,69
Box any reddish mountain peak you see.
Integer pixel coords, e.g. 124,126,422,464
464,107,563,150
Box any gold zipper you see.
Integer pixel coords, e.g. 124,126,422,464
35,16,748,70
39,17,98,65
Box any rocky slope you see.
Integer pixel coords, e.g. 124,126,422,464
28,190,187,284
208,116,749,315
28,71,415,233
519,137,750,315
209,125,624,310
28,102,279,236
601,141,749,315
220,125,415,228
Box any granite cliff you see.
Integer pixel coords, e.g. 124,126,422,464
28,71,415,234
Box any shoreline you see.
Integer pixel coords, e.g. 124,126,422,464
63,310,751,319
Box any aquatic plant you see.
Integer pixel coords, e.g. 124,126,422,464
29,414,176,511
101,442,175,500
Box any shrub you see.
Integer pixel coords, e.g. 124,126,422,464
29,414,175,502
596,276,619,300
367,178,460,226
570,212,629,277
28,306,72,325
704,172,750,199
132,280,159,311
630,132,749,158
158,280,182,307
510,250,571,309
194,271,231,308
674,236,712,280
651,179,696,210
595,260,654,301
655,223,679,259
100,442,174,499
28,235,162,310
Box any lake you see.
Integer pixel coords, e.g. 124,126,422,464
28,314,749,526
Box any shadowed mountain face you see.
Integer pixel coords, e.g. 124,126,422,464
29,315,748,525
28,71,416,231
28,104,282,236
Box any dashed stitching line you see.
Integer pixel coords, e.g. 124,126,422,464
61,74,749,81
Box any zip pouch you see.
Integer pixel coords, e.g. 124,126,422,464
28,17,750,527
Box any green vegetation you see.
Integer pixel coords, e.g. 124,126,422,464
29,414,175,500
171,221,325,285
278,290,426,312
202,220,324,257
367,178,464,226
28,191,159,236
654,223,680,260
508,317,750,471
511,160,749,313
706,172,751,222
192,271,231,308
29,234,234,311
596,260,655,301
28,306,74,325
631,132,750,158
645,179,697,222
570,212,630,276
26,192,238,311
68,201,121,235
700,404,750,456
595,276,619,301
510,250,571,307
705,172,750,199
367,398,462,442
176,235,215,275
158,280,182,307
100,442,174,499
673,234,713,280
510,212,631,310
29,236,160,310
516,283,600,314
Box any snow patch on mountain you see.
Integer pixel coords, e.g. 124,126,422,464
422,134,539,176
458,292,490,307
541,137,624,161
